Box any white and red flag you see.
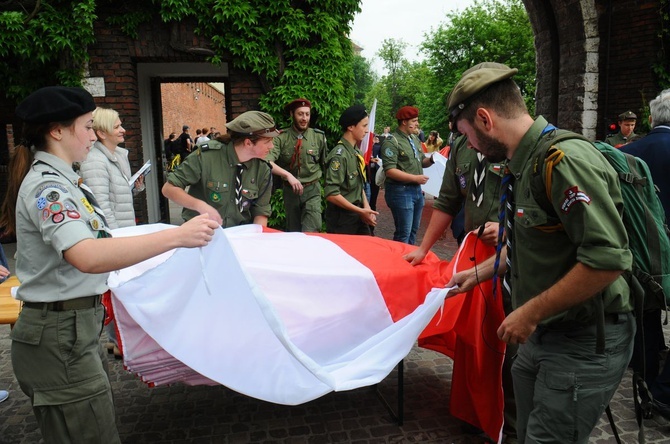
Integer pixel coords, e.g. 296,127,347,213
108,225,504,441
360,98,377,164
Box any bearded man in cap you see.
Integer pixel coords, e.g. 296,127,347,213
605,110,638,147
445,63,634,443
163,111,278,228
266,98,328,232
380,105,435,245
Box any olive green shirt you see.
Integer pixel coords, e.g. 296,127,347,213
266,126,327,183
324,138,366,206
507,117,633,325
167,140,272,228
604,131,636,147
433,135,503,231
15,151,109,302
380,129,424,184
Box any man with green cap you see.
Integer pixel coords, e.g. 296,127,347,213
605,110,638,148
163,111,277,228
445,63,634,443
266,98,328,232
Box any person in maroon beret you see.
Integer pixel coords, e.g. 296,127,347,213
265,98,328,232
379,105,435,244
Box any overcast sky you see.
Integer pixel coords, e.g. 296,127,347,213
350,0,476,74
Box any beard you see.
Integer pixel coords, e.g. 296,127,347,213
473,127,508,163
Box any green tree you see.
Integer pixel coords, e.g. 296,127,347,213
352,54,376,106
377,38,408,112
421,0,535,134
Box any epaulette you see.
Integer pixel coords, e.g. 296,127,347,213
198,140,223,153
313,128,325,135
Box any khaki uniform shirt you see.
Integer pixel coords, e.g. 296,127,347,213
380,129,424,184
167,140,272,228
324,138,366,206
604,131,636,147
15,151,109,302
266,126,327,183
433,135,503,231
507,117,633,325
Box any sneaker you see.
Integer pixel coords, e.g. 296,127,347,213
0,390,8,403
653,398,670,420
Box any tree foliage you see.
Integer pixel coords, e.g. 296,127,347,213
0,0,361,138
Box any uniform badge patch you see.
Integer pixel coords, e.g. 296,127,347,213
336,148,343,155
210,192,221,203
52,213,65,224
90,218,100,230
66,210,81,219
46,191,60,202
385,148,394,157
459,174,467,189
41,209,51,221
36,197,47,210
34,183,69,198
81,198,94,214
330,160,341,171
49,202,63,214
561,186,591,214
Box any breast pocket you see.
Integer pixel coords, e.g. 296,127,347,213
514,201,549,229
454,161,472,190
239,186,260,211
206,180,228,205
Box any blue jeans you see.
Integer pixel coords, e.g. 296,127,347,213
512,313,634,443
384,182,424,245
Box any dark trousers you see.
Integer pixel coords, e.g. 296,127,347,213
325,202,371,235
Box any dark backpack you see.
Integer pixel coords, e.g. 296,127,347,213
530,128,670,444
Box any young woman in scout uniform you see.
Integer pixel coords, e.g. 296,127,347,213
162,111,278,228
0,86,218,444
323,105,378,235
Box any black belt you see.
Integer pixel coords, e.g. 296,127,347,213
23,295,102,312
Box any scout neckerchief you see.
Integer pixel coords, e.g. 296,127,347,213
77,178,112,238
235,163,245,212
472,153,486,207
289,133,303,173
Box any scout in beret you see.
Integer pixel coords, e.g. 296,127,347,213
265,97,328,232
444,63,634,443
323,105,378,235
163,110,277,228
379,105,435,245
2,85,218,443
605,110,638,147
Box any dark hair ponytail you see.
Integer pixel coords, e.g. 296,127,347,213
0,144,33,236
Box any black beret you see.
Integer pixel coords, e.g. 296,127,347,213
16,86,96,124
339,105,368,129
285,98,311,114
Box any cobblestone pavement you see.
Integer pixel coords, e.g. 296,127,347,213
1,192,669,443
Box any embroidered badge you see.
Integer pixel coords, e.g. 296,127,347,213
90,218,100,230
307,150,315,155
36,197,47,210
336,148,343,155
516,208,525,218
34,183,69,198
46,191,60,202
81,198,94,214
49,202,63,214
52,213,65,224
64,203,76,211
560,186,591,214
66,210,81,219
492,164,502,172
41,209,51,221
330,160,341,171
210,192,221,203
385,148,394,157
459,174,467,189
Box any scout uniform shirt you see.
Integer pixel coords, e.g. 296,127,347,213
167,139,272,228
433,135,504,231
506,116,633,325
14,151,109,302
324,138,366,206
380,129,424,184
266,126,327,184
604,131,637,148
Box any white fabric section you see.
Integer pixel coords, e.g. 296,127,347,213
421,151,447,197
109,224,448,405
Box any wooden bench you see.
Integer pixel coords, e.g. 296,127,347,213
0,276,21,327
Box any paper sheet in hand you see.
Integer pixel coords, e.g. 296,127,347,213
421,152,447,197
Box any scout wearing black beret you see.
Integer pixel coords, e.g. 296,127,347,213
16,86,96,124
338,105,368,130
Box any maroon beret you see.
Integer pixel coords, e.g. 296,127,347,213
285,98,312,114
395,106,419,120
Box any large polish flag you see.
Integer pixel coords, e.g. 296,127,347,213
108,225,504,441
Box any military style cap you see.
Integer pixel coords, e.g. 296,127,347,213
395,106,419,120
447,62,518,121
618,111,637,121
285,98,311,114
16,86,96,124
339,105,368,129
226,111,280,137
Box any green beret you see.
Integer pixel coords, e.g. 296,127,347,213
339,105,368,129
16,86,96,124
618,111,637,121
447,62,518,121
226,111,280,137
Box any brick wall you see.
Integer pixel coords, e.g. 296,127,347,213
161,82,226,140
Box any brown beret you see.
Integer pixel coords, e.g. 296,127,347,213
16,86,96,124
339,105,368,129
226,111,280,137
618,111,637,121
395,106,419,120
285,98,311,114
447,62,518,121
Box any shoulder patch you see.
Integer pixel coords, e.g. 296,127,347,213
336,147,343,155
330,159,341,171
313,128,325,135
385,148,394,157
34,182,70,199
560,186,591,214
